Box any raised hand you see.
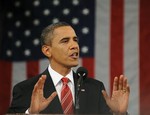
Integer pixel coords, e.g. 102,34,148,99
29,75,57,114
102,75,130,114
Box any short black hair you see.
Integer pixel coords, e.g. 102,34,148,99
40,22,70,46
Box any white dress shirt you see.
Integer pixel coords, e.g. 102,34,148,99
48,65,75,103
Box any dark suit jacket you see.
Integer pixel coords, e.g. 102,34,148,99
7,68,111,114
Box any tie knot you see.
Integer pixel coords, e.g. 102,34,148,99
61,77,69,85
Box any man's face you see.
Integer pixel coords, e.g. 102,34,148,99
48,26,79,69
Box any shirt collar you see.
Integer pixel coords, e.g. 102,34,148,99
48,65,74,86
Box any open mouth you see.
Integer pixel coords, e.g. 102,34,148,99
70,52,79,59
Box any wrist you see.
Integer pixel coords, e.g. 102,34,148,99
28,108,39,114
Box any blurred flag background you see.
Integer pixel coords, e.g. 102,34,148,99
0,0,150,115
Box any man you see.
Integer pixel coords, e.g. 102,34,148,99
8,22,130,114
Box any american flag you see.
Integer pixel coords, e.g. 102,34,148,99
0,0,150,115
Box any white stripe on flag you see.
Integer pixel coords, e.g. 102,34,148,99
12,62,26,88
11,62,26,103
95,0,110,94
39,58,49,73
124,0,139,114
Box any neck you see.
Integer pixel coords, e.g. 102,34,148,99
50,64,72,76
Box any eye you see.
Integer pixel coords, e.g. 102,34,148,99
62,39,68,43
60,38,69,43
74,37,79,42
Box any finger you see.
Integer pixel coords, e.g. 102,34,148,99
102,90,109,101
32,81,39,96
118,75,123,90
32,75,46,96
126,84,130,93
113,77,118,91
127,85,130,93
47,92,57,103
38,75,47,90
123,76,127,90
38,75,47,96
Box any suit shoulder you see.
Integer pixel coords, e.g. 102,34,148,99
86,77,104,84
85,77,105,89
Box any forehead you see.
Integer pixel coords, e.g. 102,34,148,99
53,26,76,36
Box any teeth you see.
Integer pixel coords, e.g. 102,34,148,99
72,52,78,56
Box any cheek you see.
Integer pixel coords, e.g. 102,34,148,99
54,47,67,56
59,49,68,56
52,45,69,57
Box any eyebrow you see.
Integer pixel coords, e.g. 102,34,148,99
60,36,78,41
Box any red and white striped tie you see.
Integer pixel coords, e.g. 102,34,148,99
61,77,74,114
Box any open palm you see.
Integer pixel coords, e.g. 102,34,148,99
102,75,130,114
29,75,57,114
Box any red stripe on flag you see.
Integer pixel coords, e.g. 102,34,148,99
110,0,124,91
140,0,150,114
82,58,94,78
26,60,39,79
0,60,12,114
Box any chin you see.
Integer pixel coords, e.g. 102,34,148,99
72,64,78,67
70,62,79,67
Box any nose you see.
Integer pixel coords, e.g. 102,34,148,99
69,41,79,50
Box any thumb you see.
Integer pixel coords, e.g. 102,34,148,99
38,92,57,112
102,90,109,101
47,92,57,103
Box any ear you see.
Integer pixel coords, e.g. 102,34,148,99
42,45,51,58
